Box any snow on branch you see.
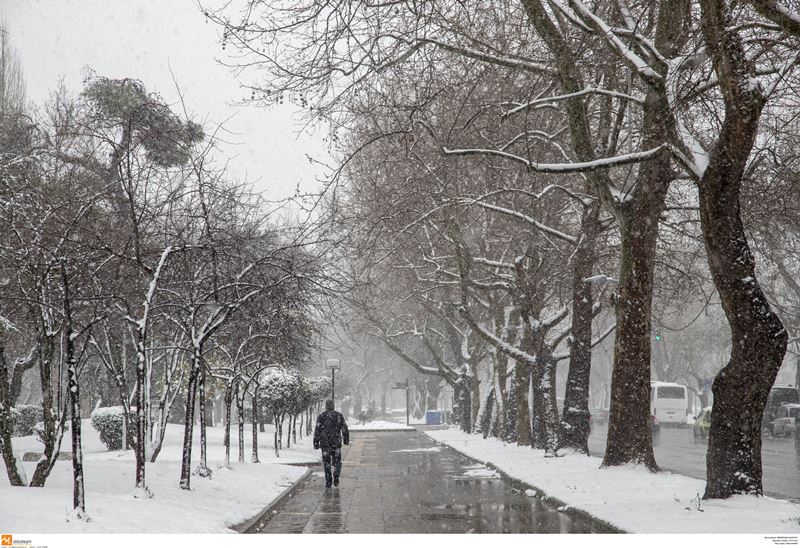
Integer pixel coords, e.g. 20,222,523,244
505,87,645,117
385,34,556,75
565,0,663,82
459,306,537,365
472,257,516,270
749,0,800,36
541,306,569,330
764,51,800,97
0,314,16,331
553,323,616,361
368,331,448,379
583,274,619,285
454,198,578,244
443,145,665,175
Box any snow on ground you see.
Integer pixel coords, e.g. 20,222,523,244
349,420,415,431
0,419,319,533
426,428,800,534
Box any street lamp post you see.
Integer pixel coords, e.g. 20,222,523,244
326,359,341,404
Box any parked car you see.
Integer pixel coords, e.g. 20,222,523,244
762,384,799,433
770,403,800,437
693,407,712,441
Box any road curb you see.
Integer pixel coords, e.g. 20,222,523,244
419,430,626,534
232,467,314,533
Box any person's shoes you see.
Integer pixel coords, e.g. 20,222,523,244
325,482,332,488
334,477,339,486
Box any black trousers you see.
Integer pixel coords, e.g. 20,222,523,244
321,447,342,486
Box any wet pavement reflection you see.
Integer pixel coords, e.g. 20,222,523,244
251,430,615,534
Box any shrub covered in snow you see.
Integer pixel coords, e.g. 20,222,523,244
260,368,303,417
12,404,43,436
257,370,332,418
90,406,133,451
306,376,332,405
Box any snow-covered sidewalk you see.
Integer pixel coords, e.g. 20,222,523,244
349,420,414,431
0,420,318,533
425,428,800,533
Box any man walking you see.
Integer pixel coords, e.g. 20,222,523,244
313,399,349,488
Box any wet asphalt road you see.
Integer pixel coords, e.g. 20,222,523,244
589,423,800,501
251,429,615,534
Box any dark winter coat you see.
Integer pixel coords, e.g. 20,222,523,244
313,410,349,450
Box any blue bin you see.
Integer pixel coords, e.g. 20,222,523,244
425,410,442,425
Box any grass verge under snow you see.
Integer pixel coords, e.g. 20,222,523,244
0,420,318,533
425,427,800,534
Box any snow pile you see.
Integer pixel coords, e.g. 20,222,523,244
0,420,317,533
349,420,414,431
426,428,800,533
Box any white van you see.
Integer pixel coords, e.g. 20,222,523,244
651,381,688,425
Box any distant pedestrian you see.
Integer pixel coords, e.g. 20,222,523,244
358,410,367,425
313,399,349,488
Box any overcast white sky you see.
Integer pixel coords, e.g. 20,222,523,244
2,0,330,200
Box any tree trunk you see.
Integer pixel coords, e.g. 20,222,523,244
602,201,663,470
133,328,149,494
559,204,600,453
506,373,517,443
251,390,259,463
695,3,786,496
149,350,179,463
8,352,35,408
224,381,233,468
492,353,507,440
479,387,495,439
0,328,26,486
65,318,86,513
195,367,211,477
514,362,531,445
602,91,672,470
531,364,545,449
274,413,280,457
29,333,58,486
535,353,560,456
59,264,88,515
237,390,245,463
453,375,473,433
179,347,201,490
521,0,683,471
469,373,480,432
